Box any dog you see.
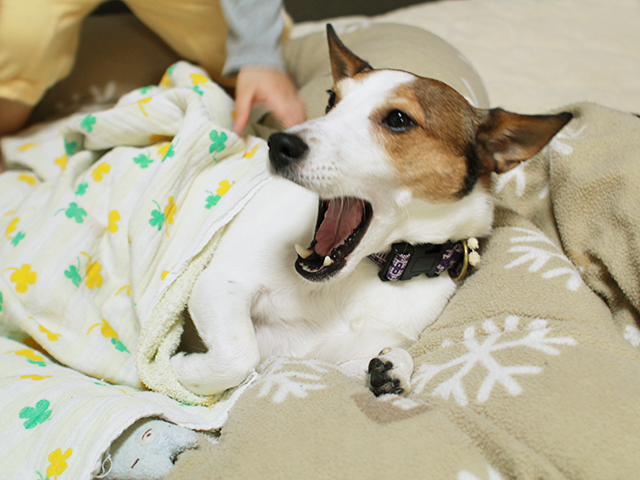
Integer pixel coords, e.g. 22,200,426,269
171,25,572,397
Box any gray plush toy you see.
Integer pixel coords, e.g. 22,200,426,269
96,418,199,480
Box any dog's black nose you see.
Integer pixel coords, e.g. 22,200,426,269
268,132,308,170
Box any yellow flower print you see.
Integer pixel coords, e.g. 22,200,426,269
205,181,234,209
115,285,131,296
6,264,37,293
17,143,36,151
87,318,118,340
157,142,171,159
81,252,103,289
161,270,170,280
54,154,68,172
189,73,209,85
138,97,152,117
47,447,72,480
87,319,116,341
159,71,172,87
18,174,37,186
243,144,259,159
39,324,61,342
92,163,111,182
14,348,46,366
164,197,176,225
87,318,129,353
107,210,120,233
216,180,233,196
21,374,52,381
5,217,18,239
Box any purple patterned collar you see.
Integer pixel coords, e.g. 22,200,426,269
368,240,470,282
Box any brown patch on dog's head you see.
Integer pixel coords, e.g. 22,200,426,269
372,78,483,203
373,77,572,203
324,25,572,204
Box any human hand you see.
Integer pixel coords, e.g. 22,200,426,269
233,67,306,134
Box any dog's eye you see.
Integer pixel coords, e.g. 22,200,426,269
382,110,416,132
326,89,337,113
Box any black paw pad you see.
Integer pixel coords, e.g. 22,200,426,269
368,358,404,396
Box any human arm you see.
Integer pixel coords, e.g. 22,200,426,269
220,0,305,133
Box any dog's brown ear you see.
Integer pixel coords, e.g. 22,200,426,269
327,24,372,83
475,109,572,173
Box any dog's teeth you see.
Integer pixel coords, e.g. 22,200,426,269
295,244,313,259
323,256,334,267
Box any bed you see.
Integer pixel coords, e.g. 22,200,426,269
1,1,639,479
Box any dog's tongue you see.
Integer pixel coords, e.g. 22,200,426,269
314,198,364,257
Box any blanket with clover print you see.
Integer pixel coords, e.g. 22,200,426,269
0,62,267,479
167,103,640,480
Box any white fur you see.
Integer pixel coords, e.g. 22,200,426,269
172,70,494,396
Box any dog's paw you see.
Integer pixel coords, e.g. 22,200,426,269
171,351,247,396
172,352,216,396
367,347,414,396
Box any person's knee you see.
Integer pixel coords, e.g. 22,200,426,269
0,97,32,137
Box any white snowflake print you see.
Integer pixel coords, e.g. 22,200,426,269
495,123,586,198
412,316,577,406
256,357,328,403
504,227,583,291
545,124,587,156
624,324,640,347
495,164,526,198
458,466,503,480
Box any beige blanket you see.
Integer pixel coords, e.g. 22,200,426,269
170,101,640,480
167,0,640,477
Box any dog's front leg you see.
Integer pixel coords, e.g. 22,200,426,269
339,348,414,396
171,263,260,396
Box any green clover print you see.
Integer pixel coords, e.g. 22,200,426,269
11,231,25,247
111,338,130,353
64,258,82,287
55,202,87,224
149,200,165,231
75,181,88,196
19,399,52,429
209,130,227,161
64,138,78,156
80,114,97,133
205,191,221,209
191,85,204,96
139,85,154,94
0,291,3,312
134,152,153,169
162,142,176,162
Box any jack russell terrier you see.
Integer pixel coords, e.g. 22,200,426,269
171,25,572,397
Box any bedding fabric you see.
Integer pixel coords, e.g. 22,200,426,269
291,0,640,115
0,62,266,479
169,102,640,480
1,0,640,477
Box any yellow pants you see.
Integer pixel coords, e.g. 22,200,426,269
0,0,290,105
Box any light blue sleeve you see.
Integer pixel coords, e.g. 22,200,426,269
220,0,286,75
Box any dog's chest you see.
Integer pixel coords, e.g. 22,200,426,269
250,264,457,363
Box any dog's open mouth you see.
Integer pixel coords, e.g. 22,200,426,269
295,197,373,281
